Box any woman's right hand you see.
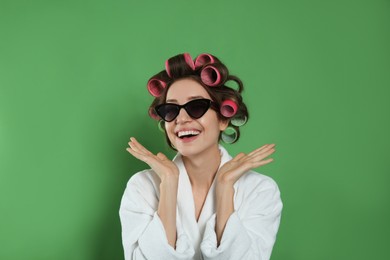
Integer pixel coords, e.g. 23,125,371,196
126,137,179,181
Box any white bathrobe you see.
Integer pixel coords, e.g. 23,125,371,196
119,145,283,260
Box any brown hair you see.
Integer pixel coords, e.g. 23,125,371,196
147,53,249,150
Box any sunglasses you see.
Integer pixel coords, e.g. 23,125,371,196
155,98,217,122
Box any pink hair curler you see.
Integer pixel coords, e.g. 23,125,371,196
220,99,238,117
148,107,160,120
201,65,221,86
147,78,167,97
165,53,195,78
195,53,215,68
184,53,195,70
165,59,172,78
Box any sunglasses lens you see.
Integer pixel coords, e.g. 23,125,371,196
156,104,179,122
186,99,210,119
155,99,212,122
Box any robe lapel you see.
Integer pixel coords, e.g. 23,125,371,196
197,145,233,230
174,155,201,246
196,177,216,234
173,145,233,241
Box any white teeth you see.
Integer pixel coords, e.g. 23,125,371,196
177,130,200,137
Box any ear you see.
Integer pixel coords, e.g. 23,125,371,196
219,119,229,131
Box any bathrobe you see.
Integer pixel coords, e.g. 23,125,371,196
119,145,283,260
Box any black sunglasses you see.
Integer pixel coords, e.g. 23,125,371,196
155,98,217,122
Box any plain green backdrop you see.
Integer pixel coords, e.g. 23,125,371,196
1,0,389,259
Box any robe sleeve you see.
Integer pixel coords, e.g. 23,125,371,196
200,176,283,260
119,174,195,260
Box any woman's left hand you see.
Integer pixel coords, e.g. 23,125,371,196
216,144,276,186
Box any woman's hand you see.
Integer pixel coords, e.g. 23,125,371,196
216,144,276,186
214,144,276,245
126,137,179,181
127,137,179,248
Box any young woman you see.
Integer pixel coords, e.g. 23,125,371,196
119,53,282,260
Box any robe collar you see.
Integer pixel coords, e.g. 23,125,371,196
172,145,232,251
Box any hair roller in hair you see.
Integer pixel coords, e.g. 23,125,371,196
225,76,244,93
165,59,172,78
166,52,195,78
158,120,165,132
221,126,238,144
231,114,247,127
148,107,160,120
147,78,167,97
195,53,215,68
201,65,224,86
183,53,195,70
220,99,238,118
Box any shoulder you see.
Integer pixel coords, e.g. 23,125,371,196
121,169,161,208
234,171,282,213
126,168,161,190
236,170,280,194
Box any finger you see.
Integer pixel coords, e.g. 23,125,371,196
247,144,269,157
237,156,275,175
223,154,275,182
129,139,153,157
157,152,168,161
127,147,160,168
126,147,150,163
231,152,246,162
129,137,150,154
247,148,276,163
226,161,255,181
247,144,276,159
251,158,274,168
128,141,145,155
130,137,153,155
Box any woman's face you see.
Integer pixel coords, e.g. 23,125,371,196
164,78,228,157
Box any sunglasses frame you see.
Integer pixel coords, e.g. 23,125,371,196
155,98,218,122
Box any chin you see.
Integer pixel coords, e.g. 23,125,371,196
174,141,219,158
174,144,201,157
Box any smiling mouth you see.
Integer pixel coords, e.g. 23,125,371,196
177,130,200,140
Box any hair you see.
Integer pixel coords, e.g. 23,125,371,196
147,53,249,150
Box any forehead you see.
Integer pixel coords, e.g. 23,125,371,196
166,78,211,103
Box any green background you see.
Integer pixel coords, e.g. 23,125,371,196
1,0,389,259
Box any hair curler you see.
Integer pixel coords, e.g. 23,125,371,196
148,107,160,120
184,53,195,70
231,114,247,127
220,99,238,118
201,65,222,86
225,76,244,93
158,120,165,132
164,59,172,78
195,53,215,68
147,78,166,97
221,126,238,144
165,52,195,78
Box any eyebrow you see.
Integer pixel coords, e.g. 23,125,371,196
166,96,206,103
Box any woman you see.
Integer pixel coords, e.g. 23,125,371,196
119,53,282,260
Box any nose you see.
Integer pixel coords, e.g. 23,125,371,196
175,107,192,124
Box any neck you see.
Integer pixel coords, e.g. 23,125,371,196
182,144,221,190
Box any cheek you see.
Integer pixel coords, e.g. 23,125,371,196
200,116,223,136
164,123,176,139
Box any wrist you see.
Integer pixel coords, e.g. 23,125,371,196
215,183,234,200
160,174,179,186
216,181,234,191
